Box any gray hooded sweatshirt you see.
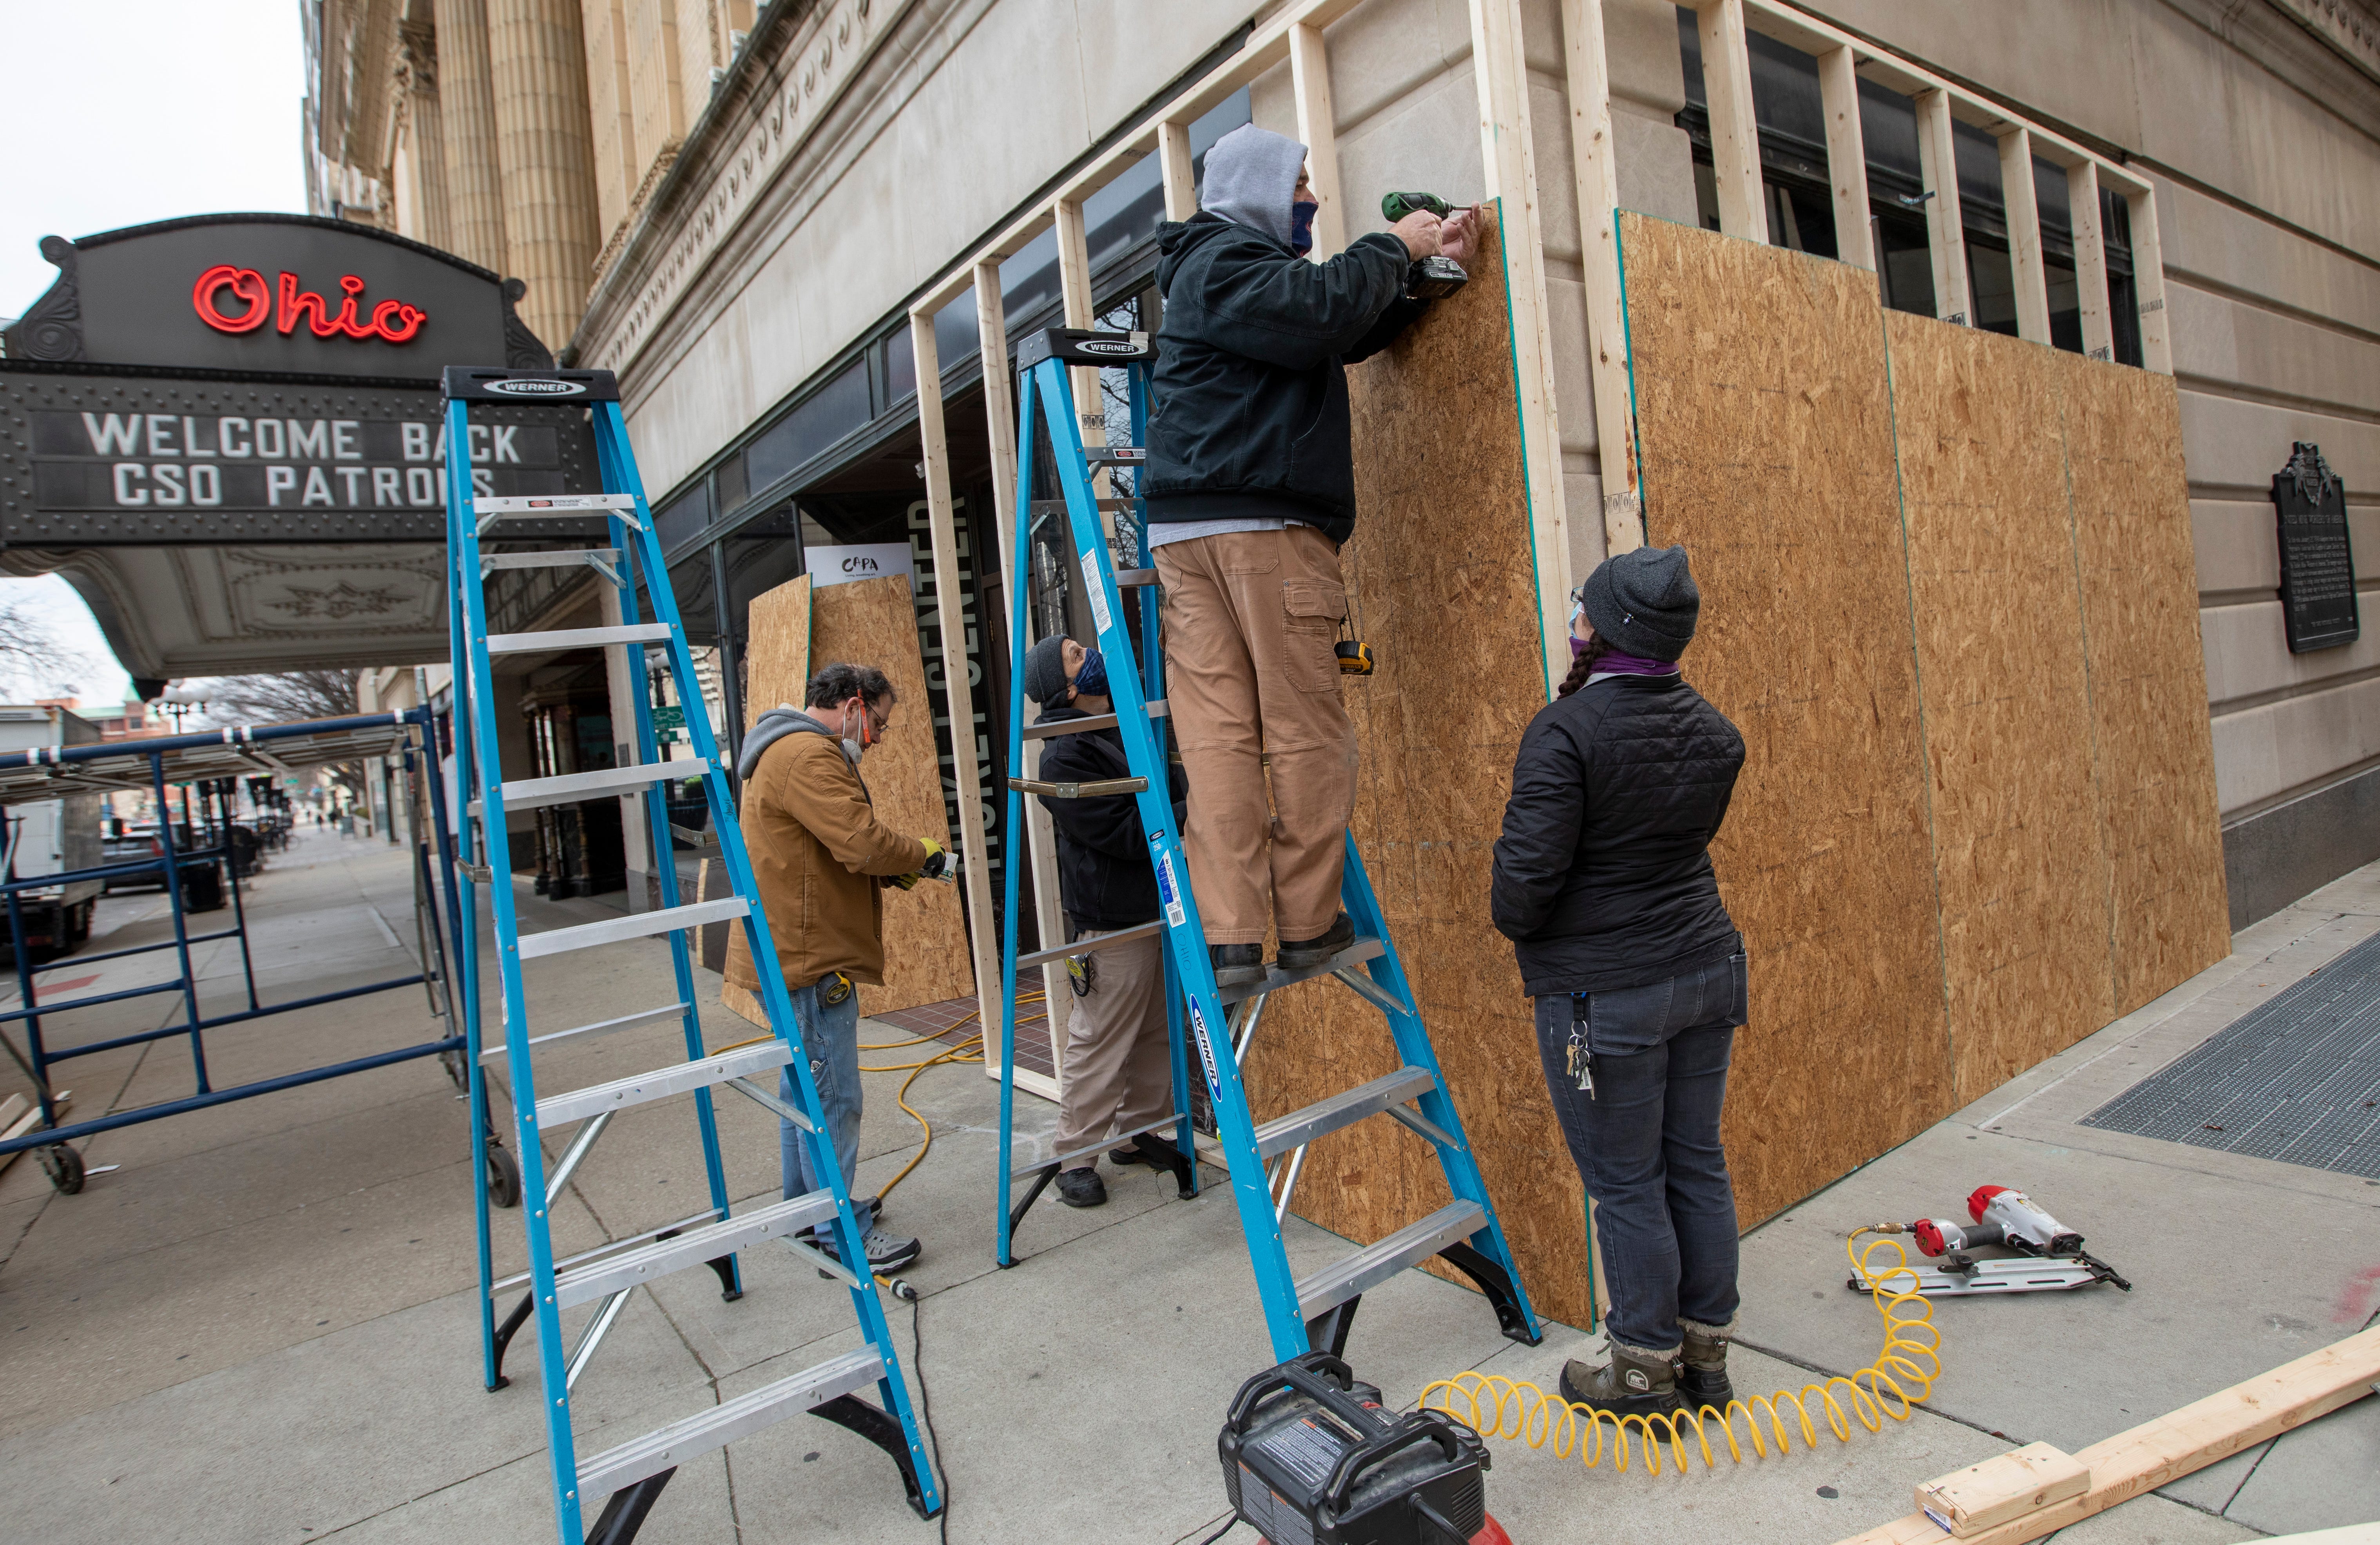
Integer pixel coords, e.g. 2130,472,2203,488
1199,123,1307,247
738,705,853,781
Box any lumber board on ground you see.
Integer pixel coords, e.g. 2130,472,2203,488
724,574,974,1025
1915,1442,2090,1537
1837,1324,2380,1545
1618,212,1951,1228
1883,316,2115,1101
1242,209,1597,1328
2054,353,2229,1013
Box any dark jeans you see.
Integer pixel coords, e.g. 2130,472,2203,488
1533,951,1747,1353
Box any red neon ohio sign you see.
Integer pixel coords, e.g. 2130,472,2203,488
192,266,427,344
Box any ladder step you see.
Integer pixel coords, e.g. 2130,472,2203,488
1295,1200,1487,1321
533,1039,791,1127
1252,1066,1437,1162
474,759,711,816
1117,568,1158,588
515,896,748,961
1031,498,1138,513
576,1346,886,1499
1007,775,1147,799
1086,447,1146,464
1218,936,1388,1006
1014,918,1165,974
487,622,672,655
481,547,620,573
491,1207,723,1295
1018,699,1168,741
554,1191,840,1309
480,1001,692,1063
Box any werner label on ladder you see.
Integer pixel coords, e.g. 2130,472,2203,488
440,366,942,1545
993,329,1542,1365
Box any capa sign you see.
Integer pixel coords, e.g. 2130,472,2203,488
193,267,428,345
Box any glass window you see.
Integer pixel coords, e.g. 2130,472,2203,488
667,555,719,643
715,451,748,519
747,359,871,493
722,504,806,647
656,483,710,551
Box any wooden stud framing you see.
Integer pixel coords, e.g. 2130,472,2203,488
1696,0,1770,245
1469,0,1574,682
2066,158,2114,361
1914,88,1972,325
909,308,1005,1062
1818,44,1875,270
1997,126,2052,344
2125,183,2172,374
1288,24,1348,261
1562,0,1642,557
1157,120,1197,220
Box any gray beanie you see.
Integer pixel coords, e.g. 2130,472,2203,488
1579,544,1700,661
1200,124,1307,248
1023,635,1072,708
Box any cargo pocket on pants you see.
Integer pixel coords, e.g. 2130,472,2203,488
1282,579,1346,693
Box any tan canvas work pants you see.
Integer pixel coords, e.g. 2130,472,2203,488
1054,928,1175,1169
1152,525,1359,945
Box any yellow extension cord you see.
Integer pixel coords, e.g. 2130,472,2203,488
1418,1229,1943,1478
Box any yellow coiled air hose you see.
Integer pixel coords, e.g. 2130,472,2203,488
1418,1227,1941,1478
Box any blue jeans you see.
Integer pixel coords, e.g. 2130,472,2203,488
1534,951,1747,1352
778,977,871,1235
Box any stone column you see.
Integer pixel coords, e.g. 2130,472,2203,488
487,0,604,352
395,23,454,253
432,0,508,272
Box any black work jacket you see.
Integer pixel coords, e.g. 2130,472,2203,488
1144,213,1427,545
1491,673,1746,997
1033,703,1187,934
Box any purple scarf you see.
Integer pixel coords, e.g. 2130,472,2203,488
1570,636,1679,675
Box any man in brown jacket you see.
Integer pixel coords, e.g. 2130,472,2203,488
724,661,949,1273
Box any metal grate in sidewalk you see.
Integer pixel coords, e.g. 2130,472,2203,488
2081,930,2380,1178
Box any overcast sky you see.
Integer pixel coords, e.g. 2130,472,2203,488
0,0,307,707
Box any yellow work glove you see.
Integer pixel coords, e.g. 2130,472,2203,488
889,838,947,891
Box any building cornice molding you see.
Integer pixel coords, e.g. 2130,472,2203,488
571,0,935,375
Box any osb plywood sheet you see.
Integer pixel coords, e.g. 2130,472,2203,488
1619,213,1952,1227
722,573,974,1025
1239,208,1599,1329
2054,353,2230,1012
1882,314,2116,1102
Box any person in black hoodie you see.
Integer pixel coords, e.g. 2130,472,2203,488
1144,123,1478,990
1022,633,1188,1208
1491,544,1748,1423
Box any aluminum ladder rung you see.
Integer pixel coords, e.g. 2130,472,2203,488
490,1207,722,1295
575,1346,886,1498
1252,1066,1436,1162
481,548,619,571
1116,568,1158,588
1013,918,1164,974
1217,936,1388,1006
1019,699,1168,740
1085,446,1145,464
1030,498,1138,513
533,1039,790,1128
475,493,640,515
486,622,672,655
554,1190,839,1309
1006,774,1147,799
479,1000,691,1063
1295,1200,1486,1321
515,896,747,961
473,758,710,815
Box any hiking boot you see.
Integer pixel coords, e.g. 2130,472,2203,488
1558,1339,1683,1420
1678,1318,1736,1412
1278,913,1356,970
1211,943,1266,989
1056,1167,1108,1208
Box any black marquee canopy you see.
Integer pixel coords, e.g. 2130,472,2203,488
0,214,601,682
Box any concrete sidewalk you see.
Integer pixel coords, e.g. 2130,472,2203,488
0,828,2373,1543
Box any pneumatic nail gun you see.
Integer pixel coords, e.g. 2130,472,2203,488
1851,1185,2132,1298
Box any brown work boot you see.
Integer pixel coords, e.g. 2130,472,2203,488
1677,1317,1736,1411
1557,1338,1682,1420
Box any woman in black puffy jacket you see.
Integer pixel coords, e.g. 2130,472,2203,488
1491,543,1747,1422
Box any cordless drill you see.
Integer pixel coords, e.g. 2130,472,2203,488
1381,192,1471,299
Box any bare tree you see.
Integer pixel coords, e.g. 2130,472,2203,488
201,669,368,796
0,586,90,699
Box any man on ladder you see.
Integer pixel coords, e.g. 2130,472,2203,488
1142,123,1479,988
727,661,950,1273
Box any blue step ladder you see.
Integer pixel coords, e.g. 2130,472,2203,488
992,330,1544,1364
442,367,942,1545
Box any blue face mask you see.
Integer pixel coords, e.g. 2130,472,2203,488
1073,647,1110,698
1290,199,1318,256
